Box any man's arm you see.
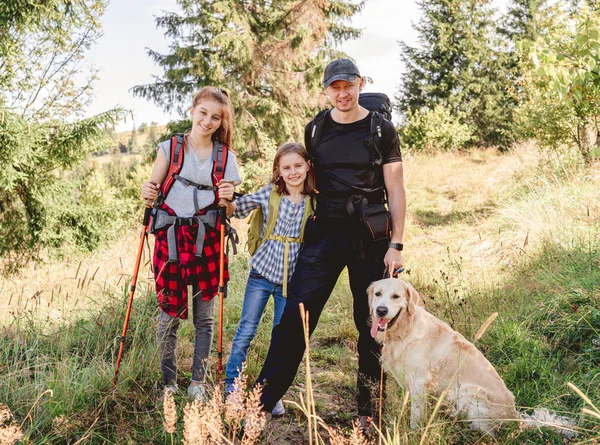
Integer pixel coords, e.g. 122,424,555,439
383,161,406,275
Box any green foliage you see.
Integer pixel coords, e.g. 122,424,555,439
0,1,128,268
397,0,516,147
516,2,600,164
0,110,125,270
133,0,364,159
499,0,547,44
398,105,474,152
1,1,105,119
237,122,277,194
127,125,137,153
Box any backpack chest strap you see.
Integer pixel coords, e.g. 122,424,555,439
263,234,304,297
265,234,302,243
173,174,218,192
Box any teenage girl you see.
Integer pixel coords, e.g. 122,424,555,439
141,87,240,400
225,142,316,416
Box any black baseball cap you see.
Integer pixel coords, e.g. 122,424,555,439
323,58,361,88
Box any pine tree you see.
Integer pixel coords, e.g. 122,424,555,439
499,0,546,44
133,0,363,158
397,0,515,146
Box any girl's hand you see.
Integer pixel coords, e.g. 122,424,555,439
142,181,160,202
218,181,235,202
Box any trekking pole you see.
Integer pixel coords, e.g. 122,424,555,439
113,200,154,385
217,201,227,383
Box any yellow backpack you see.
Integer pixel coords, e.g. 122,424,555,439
246,187,314,295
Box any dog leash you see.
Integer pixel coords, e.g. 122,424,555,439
383,266,405,279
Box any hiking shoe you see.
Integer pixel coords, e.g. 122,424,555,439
358,416,373,437
164,384,178,395
157,384,178,407
187,384,210,402
271,399,285,416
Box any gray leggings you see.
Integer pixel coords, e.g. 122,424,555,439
157,287,215,386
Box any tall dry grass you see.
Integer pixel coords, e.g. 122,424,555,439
2,144,600,443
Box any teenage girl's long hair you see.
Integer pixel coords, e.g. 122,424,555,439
190,86,234,148
271,142,316,197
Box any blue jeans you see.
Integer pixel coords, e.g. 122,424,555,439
225,268,286,386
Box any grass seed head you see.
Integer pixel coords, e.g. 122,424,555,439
0,405,24,445
242,384,266,445
183,400,209,445
163,389,177,434
225,364,247,425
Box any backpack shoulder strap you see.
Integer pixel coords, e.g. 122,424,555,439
211,141,229,202
298,194,315,241
370,111,383,166
367,111,384,167
159,134,185,201
309,109,330,158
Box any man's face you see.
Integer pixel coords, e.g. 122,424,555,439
325,78,363,112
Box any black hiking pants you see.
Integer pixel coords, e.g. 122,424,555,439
255,221,388,416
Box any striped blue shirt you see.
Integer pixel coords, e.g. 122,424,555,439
234,184,306,285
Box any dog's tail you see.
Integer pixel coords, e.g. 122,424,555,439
520,408,578,438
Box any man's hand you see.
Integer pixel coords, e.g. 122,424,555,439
384,248,403,277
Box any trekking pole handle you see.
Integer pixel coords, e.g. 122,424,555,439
142,205,153,226
217,180,235,221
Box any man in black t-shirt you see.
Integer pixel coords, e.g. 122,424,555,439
255,58,407,424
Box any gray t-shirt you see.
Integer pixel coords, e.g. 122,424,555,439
158,139,242,217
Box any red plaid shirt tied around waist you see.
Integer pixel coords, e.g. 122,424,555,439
152,203,229,319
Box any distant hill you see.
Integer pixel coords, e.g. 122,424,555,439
110,123,168,154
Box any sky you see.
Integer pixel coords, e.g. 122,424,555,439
85,0,505,131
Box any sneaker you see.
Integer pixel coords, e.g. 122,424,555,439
157,384,178,407
187,383,209,402
164,384,178,395
271,399,285,416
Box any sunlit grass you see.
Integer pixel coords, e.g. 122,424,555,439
1,145,599,443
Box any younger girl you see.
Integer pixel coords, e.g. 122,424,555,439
225,142,316,416
141,87,240,401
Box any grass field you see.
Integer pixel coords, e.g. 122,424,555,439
1,144,599,444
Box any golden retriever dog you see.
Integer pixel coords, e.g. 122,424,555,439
368,278,519,434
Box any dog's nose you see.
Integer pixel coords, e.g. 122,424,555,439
376,306,388,317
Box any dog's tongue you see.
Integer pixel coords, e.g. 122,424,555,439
370,318,389,338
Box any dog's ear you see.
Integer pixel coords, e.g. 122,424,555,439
405,283,420,315
367,283,375,309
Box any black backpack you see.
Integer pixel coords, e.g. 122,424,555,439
308,92,392,168
359,92,392,121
